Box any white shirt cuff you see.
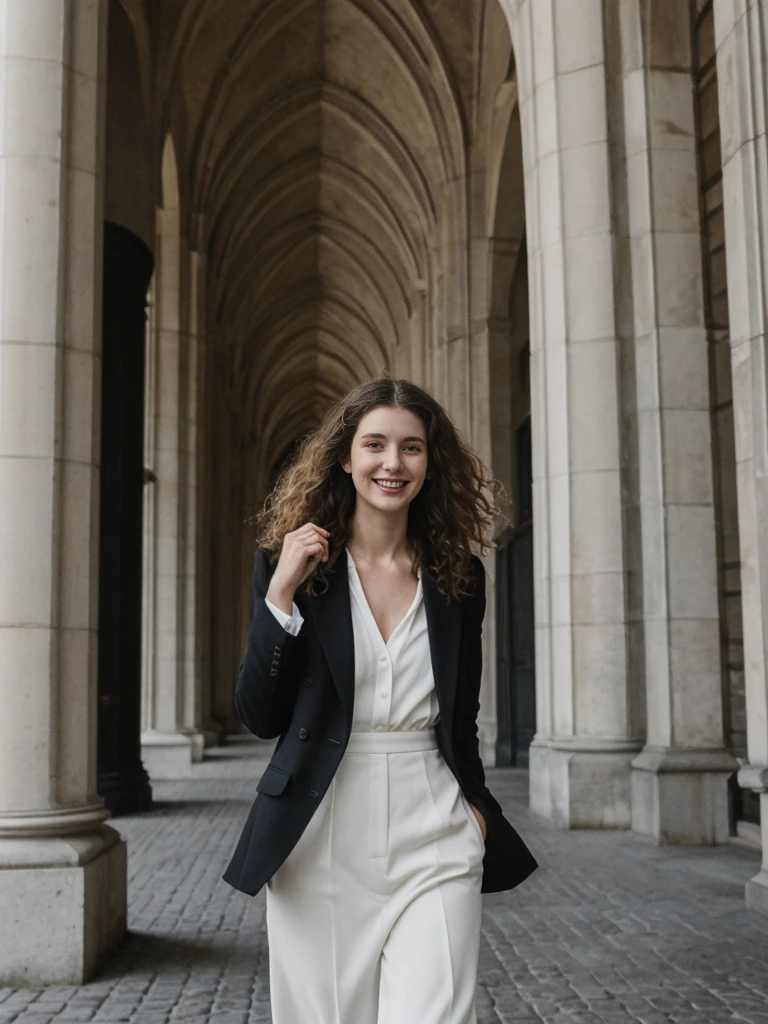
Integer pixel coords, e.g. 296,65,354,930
265,597,304,636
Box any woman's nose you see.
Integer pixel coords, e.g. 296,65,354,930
382,447,402,471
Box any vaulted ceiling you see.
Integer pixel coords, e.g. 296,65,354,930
163,2,481,454
109,0,514,480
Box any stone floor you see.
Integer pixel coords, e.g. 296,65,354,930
1,737,767,1024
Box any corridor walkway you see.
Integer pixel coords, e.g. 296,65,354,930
1,739,767,1024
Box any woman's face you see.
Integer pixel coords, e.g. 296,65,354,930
341,405,428,512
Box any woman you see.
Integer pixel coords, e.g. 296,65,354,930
223,378,537,1024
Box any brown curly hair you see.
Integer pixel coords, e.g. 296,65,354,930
255,378,505,599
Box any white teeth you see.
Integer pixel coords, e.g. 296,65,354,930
375,480,406,489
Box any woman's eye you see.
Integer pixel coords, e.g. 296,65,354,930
364,442,422,453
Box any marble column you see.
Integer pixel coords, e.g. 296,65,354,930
209,352,242,736
180,250,206,757
199,331,227,744
621,1,736,843
0,0,126,983
714,0,768,910
503,0,642,827
140,195,203,777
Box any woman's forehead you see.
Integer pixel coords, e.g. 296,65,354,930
356,406,425,436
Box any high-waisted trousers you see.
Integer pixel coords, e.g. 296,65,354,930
266,729,485,1024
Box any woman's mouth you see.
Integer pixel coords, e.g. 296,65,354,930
373,479,408,493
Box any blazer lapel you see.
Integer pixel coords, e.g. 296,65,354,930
304,548,355,726
304,551,461,735
421,566,461,737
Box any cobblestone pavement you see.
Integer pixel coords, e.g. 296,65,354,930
2,737,767,1024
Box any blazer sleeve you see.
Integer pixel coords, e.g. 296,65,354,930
453,555,503,818
233,546,306,739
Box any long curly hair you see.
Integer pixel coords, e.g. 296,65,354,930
256,378,505,599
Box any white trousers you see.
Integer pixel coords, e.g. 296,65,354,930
266,729,484,1024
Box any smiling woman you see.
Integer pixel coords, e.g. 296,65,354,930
224,376,537,1024
343,408,428,501
256,377,503,600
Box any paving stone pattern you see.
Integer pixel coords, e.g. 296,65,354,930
1,738,767,1024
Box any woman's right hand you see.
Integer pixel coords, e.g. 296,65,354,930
266,523,330,612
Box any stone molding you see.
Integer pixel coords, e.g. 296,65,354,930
632,747,739,775
737,762,768,793
0,804,110,840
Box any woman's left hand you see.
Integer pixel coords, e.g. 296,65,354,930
469,803,487,840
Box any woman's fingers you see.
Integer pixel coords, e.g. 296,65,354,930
305,525,330,561
292,523,330,560
275,523,332,591
303,541,325,563
296,522,330,535
285,529,330,580
293,532,328,564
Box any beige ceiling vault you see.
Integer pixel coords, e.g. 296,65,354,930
147,0,481,487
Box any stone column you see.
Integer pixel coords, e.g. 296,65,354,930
209,354,242,735
0,0,126,983
140,196,199,777
180,250,206,757
621,1,736,843
714,0,768,911
199,329,226,744
504,0,642,827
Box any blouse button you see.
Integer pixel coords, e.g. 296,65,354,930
381,691,389,699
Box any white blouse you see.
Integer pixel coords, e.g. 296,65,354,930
265,549,439,733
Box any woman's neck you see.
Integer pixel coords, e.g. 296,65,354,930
346,505,411,565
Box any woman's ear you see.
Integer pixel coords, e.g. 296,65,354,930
340,457,351,474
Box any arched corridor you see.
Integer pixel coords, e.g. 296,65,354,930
2,0,768,987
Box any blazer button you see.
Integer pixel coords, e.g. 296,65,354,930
302,676,313,687
299,727,310,740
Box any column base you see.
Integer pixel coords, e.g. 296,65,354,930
738,781,767,914
181,729,206,762
98,761,153,816
479,716,496,767
631,747,737,843
746,870,768,914
141,731,194,779
529,737,640,828
0,825,126,985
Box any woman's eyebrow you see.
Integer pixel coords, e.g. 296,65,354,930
360,432,426,444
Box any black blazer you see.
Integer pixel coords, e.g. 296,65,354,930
223,546,537,896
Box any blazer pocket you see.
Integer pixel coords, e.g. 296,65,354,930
256,763,292,796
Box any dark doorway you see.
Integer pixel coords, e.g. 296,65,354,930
97,221,154,814
496,416,536,767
